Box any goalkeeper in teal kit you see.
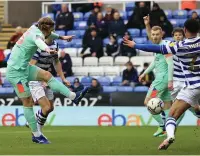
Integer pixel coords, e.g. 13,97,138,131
6,17,89,144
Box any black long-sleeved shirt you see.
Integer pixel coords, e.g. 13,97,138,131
59,54,73,77
56,12,74,30
122,68,138,83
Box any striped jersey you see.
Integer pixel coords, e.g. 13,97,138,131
32,40,58,71
161,37,200,88
173,55,185,81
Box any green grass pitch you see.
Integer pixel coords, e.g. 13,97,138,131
0,126,200,155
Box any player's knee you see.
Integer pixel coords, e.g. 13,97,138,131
43,71,52,81
144,98,149,106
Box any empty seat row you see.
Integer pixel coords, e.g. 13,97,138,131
103,86,148,92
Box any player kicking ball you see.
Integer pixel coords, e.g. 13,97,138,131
6,17,89,144
123,19,200,150
139,15,173,137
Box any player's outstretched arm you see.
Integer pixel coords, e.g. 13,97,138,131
139,60,155,82
143,15,152,41
50,32,75,42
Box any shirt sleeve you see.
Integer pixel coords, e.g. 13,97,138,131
32,51,40,60
160,41,180,55
35,35,49,51
50,32,60,39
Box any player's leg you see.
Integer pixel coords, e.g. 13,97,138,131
158,87,199,150
31,66,88,104
144,84,164,137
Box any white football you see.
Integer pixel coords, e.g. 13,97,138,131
147,98,164,115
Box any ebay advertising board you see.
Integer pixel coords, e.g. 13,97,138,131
0,106,197,126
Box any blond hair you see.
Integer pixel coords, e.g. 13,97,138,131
151,26,162,32
37,17,55,32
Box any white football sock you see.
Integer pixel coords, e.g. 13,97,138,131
165,117,176,139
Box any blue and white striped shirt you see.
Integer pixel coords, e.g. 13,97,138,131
32,40,58,71
161,37,200,88
173,55,185,81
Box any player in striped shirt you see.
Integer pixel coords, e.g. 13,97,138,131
28,37,67,133
123,19,200,150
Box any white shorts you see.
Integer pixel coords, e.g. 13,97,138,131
29,81,54,102
176,87,200,107
171,80,185,101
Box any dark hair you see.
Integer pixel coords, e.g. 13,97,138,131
192,11,198,15
172,27,185,37
125,61,133,66
184,19,200,34
144,62,149,67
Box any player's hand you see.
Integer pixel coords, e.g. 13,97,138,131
123,37,136,48
143,15,150,26
168,80,173,91
139,74,145,83
63,79,71,87
61,35,75,42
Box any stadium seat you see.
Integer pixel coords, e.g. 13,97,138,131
81,76,92,86
173,10,187,19
104,66,120,76
66,76,76,84
137,50,154,56
119,66,126,75
119,11,127,20
0,87,14,94
57,40,70,48
73,39,82,48
55,77,62,82
169,19,179,27
117,86,133,92
134,86,149,92
0,68,7,76
98,76,111,86
73,12,83,21
99,56,113,66
179,19,187,27
55,30,65,36
164,37,173,41
77,48,91,57
3,49,11,57
103,38,109,46
88,67,104,76
130,56,145,67
42,13,54,20
126,2,135,11
128,28,140,37
74,22,79,29
164,10,172,19
103,86,117,93
84,12,92,20
77,21,87,30
84,57,98,66
3,79,12,87
141,29,147,37
79,30,86,38
112,76,122,86
117,38,123,44
73,67,88,76
71,57,83,66
67,30,80,39
115,56,129,66
134,37,147,44
63,48,77,57
127,11,133,18
188,9,200,18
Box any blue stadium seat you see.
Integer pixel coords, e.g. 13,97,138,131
103,38,109,46
66,76,76,84
79,30,86,38
112,76,122,86
103,86,117,93
3,79,12,87
55,77,62,82
57,40,71,48
188,9,200,17
141,29,147,37
128,29,140,37
173,10,187,19
127,11,133,19
169,19,179,27
164,37,173,41
42,13,54,20
117,86,133,92
73,39,82,48
81,76,92,86
126,2,135,12
84,12,92,20
55,30,65,36
67,30,80,39
0,87,14,94
74,22,79,29
77,21,87,30
73,12,83,21
164,10,172,19
98,77,111,86
134,37,147,44
179,19,187,27
117,38,123,44
134,86,149,92
119,11,127,20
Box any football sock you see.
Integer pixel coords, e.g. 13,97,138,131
36,109,47,132
152,114,163,127
23,107,41,137
165,117,176,139
47,77,76,100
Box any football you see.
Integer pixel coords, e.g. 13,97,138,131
147,98,164,115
